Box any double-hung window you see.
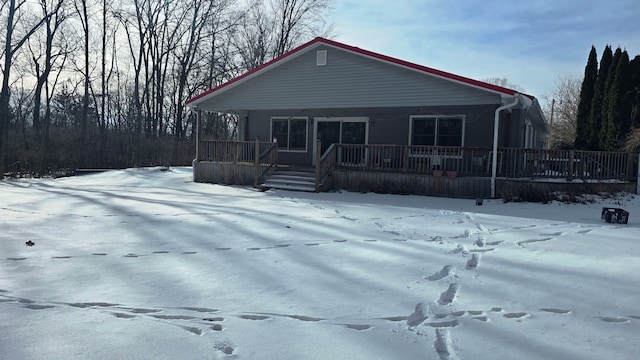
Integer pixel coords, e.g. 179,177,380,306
271,117,308,151
410,115,464,146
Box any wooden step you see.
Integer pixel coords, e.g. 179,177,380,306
259,167,319,192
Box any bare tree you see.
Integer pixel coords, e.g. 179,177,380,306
0,0,55,177
171,0,232,140
0,0,334,174
29,0,66,140
234,1,273,71
541,76,581,149
271,0,332,57
72,0,91,146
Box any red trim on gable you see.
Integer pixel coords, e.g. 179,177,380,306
186,37,533,105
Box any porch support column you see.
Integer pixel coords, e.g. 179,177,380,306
192,110,201,183
315,138,321,191
491,94,521,198
637,152,640,195
195,110,201,162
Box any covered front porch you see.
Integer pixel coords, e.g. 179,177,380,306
193,140,639,199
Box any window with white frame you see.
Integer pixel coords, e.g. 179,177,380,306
271,117,308,151
410,115,464,146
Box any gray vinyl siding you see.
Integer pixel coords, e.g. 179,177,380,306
247,104,500,165
198,45,502,112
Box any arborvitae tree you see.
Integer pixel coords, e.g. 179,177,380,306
603,50,630,150
587,46,613,150
598,47,622,149
617,52,635,144
574,46,598,149
628,56,640,131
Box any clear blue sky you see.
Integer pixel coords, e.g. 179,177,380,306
330,0,640,99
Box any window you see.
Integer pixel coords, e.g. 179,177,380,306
410,116,464,146
271,117,308,151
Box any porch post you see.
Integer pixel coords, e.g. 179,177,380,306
254,138,260,187
315,138,321,191
195,110,201,162
567,150,574,181
192,110,201,182
637,153,640,195
403,146,409,172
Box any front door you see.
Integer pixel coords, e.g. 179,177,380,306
314,117,368,165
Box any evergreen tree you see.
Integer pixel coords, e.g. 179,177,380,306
587,46,613,150
628,56,640,132
603,50,630,150
598,47,622,150
574,46,598,149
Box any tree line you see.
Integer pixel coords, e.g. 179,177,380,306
574,45,640,151
0,0,332,177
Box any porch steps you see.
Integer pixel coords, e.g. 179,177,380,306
260,167,318,192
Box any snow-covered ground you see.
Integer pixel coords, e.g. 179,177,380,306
1,167,639,360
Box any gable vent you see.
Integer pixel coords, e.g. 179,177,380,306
316,50,327,66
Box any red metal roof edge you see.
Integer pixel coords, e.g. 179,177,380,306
186,37,535,105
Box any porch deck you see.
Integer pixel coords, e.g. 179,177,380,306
194,140,639,199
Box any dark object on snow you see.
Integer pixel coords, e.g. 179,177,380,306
25,240,35,246
476,198,483,206
601,207,629,224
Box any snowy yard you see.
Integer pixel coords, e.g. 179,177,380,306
1,167,639,359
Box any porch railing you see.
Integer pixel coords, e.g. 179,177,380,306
332,144,638,182
255,142,278,186
198,139,278,186
316,142,338,191
197,140,638,183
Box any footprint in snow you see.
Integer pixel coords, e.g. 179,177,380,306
426,265,456,281
239,314,271,321
540,232,566,236
23,304,55,310
214,341,235,355
517,237,552,246
503,312,529,319
438,284,460,305
343,324,374,331
111,312,136,319
452,229,471,239
596,316,631,323
434,328,458,359
449,245,468,255
407,302,430,327
540,308,571,314
465,254,481,270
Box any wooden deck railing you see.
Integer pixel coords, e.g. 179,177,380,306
332,144,638,181
255,142,278,186
198,140,638,183
198,139,278,186
316,142,338,191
